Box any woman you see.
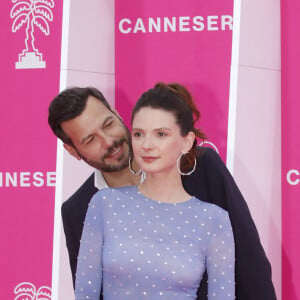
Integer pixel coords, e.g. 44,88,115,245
74,83,235,299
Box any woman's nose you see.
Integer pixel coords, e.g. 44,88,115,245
141,135,153,151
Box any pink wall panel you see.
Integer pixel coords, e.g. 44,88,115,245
51,1,116,299
229,0,281,296
115,0,233,160
0,1,63,298
281,0,300,298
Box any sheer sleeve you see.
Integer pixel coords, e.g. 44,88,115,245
74,193,103,300
206,209,235,299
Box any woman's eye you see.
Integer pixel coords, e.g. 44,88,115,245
132,132,142,137
157,131,166,137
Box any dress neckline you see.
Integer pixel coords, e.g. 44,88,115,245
133,185,195,206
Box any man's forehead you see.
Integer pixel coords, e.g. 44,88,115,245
85,95,113,115
61,96,119,139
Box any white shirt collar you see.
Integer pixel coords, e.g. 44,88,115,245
94,169,145,190
94,169,108,190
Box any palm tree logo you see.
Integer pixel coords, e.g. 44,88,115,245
14,282,52,300
10,0,55,69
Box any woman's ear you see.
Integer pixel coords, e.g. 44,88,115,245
182,131,195,153
63,144,81,160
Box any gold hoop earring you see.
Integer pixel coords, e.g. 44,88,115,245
176,153,196,176
129,157,142,176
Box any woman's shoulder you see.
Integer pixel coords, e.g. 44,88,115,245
88,186,136,212
193,199,232,233
193,197,229,219
93,185,137,201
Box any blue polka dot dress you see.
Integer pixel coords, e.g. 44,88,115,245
75,186,235,299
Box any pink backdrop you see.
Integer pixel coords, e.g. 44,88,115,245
281,0,300,298
115,0,233,161
0,1,62,299
1,0,289,298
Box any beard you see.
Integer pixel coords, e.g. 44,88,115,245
77,129,133,173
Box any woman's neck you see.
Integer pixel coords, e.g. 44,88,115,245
102,166,140,188
102,157,141,188
138,171,191,203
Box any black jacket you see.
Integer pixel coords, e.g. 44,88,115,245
61,147,276,299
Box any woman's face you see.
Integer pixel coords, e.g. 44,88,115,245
131,107,193,175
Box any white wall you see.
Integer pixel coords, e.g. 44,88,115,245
51,1,115,299
228,0,281,297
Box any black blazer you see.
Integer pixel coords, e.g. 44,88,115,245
61,147,276,299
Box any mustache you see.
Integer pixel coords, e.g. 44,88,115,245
103,138,128,159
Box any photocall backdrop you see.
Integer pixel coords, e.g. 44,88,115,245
115,0,233,160
281,0,300,297
0,0,63,299
0,0,296,299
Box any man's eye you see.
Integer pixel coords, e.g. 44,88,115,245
85,137,94,144
104,121,113,129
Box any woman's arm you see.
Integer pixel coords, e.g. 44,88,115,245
206,209,235,299
183,147,276,299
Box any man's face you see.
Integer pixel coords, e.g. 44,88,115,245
61,96,132,172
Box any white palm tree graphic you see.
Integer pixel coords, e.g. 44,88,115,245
10,0,55,68
14,282,52,300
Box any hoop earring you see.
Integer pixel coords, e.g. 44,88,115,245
129,157,142,176
177,153,197,176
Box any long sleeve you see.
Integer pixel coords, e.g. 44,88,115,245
182,147,276,300
75,194,103,300
206,210,235,299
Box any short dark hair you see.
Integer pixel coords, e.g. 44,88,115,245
131,82,206,171
48,87,112,145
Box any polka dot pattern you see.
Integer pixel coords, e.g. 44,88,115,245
75,186,235,299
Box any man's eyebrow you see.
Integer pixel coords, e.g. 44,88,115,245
102,115,114,126
80,134,93,144
80,116,114,144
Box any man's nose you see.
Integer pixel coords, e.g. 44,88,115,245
98,131,115,149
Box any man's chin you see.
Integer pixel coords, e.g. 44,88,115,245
100,162,129,173
93,155,130,173
80,145,132,173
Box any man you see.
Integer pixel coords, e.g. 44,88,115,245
48,86,276,299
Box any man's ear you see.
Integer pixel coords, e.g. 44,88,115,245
182,131,196,153
63,143,81,160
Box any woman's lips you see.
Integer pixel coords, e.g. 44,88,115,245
141,156,158,163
